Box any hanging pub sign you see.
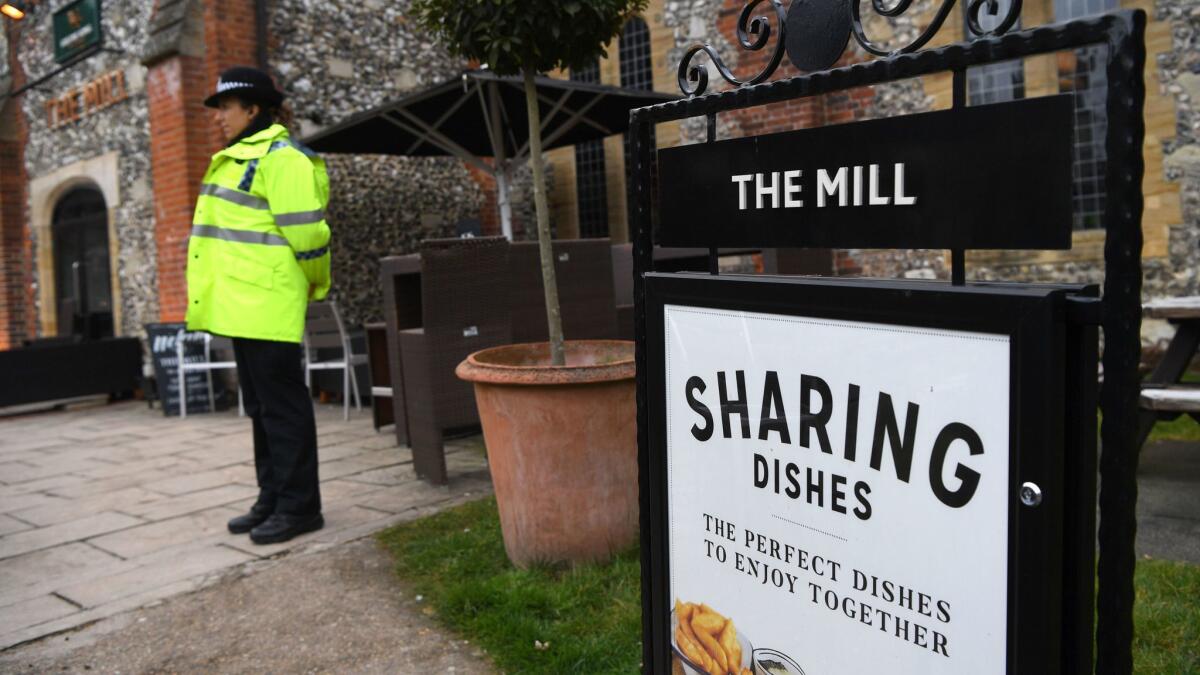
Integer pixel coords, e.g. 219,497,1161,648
645,274,1093,674
53,0,102,64
656,95,1074,250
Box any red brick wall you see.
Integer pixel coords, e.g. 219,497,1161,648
718,1,876,275
466,162,501,236
202,0,261,149
0,24,32,348
147,0,261,321
147,56,212,322
717,1,874,138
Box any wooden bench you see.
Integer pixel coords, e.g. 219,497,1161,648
1138,297,1200,445
1140,387,1200,414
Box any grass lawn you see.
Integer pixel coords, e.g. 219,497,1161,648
1135,556,1200,673
377,497,642,673
378,497,1200,674
1147,413,1200,443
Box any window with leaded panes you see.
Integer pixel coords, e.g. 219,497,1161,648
571,61,609,238
621,17,655,229
1056,0,1117,230
964,0,1025,105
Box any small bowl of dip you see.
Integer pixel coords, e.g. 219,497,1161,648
752,648,805,675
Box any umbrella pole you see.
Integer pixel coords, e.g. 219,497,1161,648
496,163,514,241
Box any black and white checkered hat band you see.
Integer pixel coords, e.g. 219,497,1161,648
217,81,254,93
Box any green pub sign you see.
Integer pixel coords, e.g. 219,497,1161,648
53,0,102,64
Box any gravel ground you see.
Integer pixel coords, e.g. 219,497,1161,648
0,537,495,674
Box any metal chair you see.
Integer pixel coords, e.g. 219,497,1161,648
176,329,242,418
303,301,367,421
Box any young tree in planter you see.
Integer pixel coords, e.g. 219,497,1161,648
412,0,648,366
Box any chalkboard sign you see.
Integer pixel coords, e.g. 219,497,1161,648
144,323,223,416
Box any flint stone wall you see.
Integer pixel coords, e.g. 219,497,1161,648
270,0,557,326
17,0,157,338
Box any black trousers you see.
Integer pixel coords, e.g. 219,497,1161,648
232,338,321,516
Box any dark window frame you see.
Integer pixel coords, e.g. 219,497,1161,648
621,17,655,230
571,60,610,238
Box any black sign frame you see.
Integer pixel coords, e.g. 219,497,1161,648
644,273,1097,673
657,94,1076,250
631,9,1146,675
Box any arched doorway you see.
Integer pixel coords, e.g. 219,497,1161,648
51,186,113,340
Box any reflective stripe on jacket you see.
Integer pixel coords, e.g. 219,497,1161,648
186,124,332,343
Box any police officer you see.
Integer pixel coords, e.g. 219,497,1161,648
187,66,330,544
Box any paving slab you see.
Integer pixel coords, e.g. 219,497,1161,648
9,487,163,527
49,469,181,500
318,478,390,503
0,595,79,637
55,543,255,609
140,466,255,497
0,474,87,498
0,512,144,561
0,400,495,653
0,579,206,652
88,506,243,559
341,447,412,468
0,491,70,516
315,457,399,481
73,455,193,481
0,513,32,537
338,464,419,487
0,542,124,608
0,459,111,485
176,444,255,468
124,483,258,522
318,440,385,461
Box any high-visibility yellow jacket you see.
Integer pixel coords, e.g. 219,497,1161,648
186,124,331,343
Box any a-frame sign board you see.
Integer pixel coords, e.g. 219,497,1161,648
631,7,1145,675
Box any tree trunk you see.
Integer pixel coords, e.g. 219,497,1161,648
522,67,566,366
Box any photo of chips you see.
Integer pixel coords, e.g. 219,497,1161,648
671,599,754,675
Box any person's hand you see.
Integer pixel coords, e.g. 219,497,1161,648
308,284,317,300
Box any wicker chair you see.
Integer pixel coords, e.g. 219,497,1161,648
610,244,713,340
391,237,512,485
379,252,422,447
510,239,618,343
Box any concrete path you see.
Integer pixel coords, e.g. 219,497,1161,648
0,399,491,652
0,536,496,674
1137,439,1200,564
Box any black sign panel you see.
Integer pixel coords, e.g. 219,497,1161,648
657,95,1074,250
145,322,221,416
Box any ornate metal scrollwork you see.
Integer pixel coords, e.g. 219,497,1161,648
676,0,1026,97
676,0,788,97
963,0,1022,38
849,0,960,57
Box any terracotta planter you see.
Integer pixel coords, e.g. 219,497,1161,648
456,340,637,567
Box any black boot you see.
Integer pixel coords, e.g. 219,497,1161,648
227,503,274,534
250,512,324,545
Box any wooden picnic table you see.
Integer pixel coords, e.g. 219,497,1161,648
1138,297,1200,446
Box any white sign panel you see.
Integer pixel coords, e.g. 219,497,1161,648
664,305,1010,674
